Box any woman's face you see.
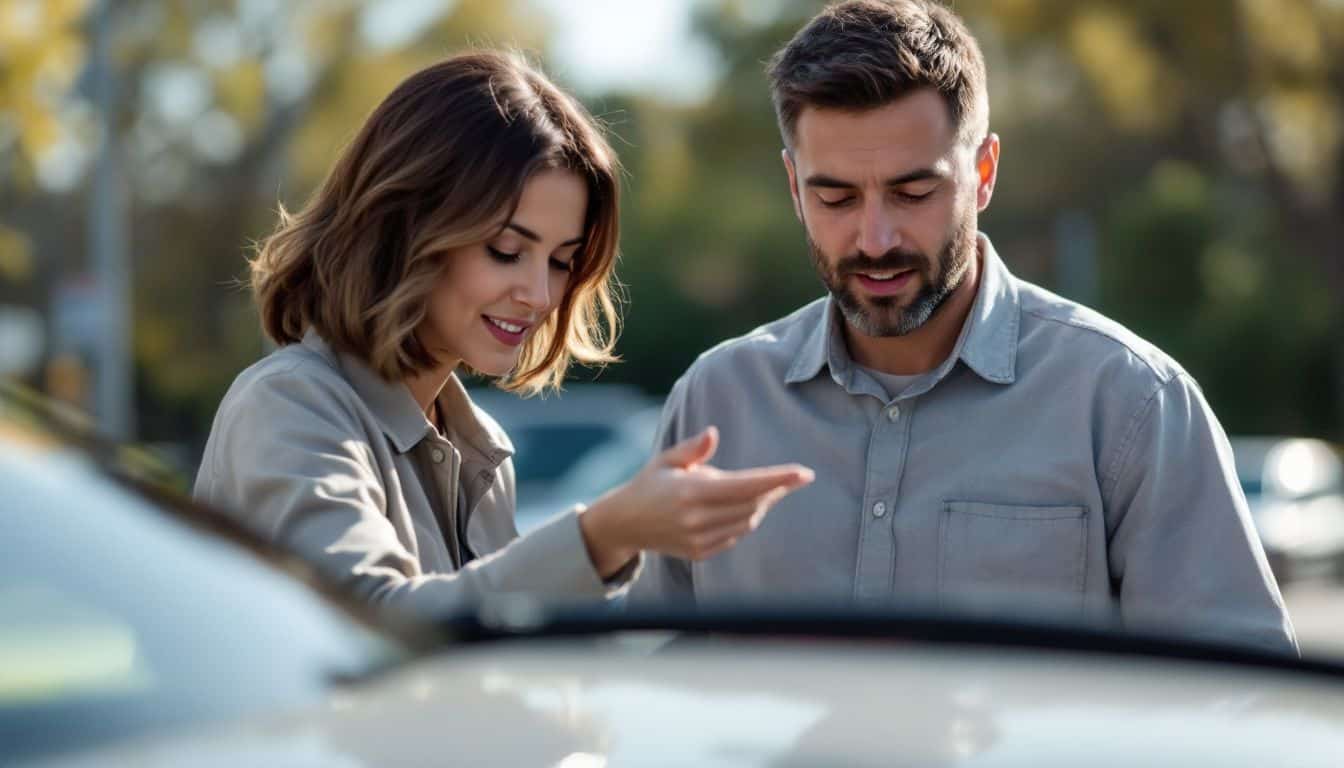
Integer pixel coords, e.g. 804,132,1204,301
420,168,588,376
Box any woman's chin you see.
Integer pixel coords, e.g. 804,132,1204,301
464,354,519,379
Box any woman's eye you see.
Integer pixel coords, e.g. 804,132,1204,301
550,258,574,273
486,246,520,263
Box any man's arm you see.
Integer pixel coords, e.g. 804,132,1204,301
1103,372,1298,654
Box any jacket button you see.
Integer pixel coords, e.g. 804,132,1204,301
430,447,445,464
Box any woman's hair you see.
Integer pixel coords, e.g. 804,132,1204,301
250,50,621,394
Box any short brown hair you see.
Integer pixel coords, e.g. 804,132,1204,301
250,50,622,395
767,0,989,149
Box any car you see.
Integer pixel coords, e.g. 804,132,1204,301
514,405,662,533
466,383,659,513
1231,436,1344,583
0,381,409,765
27,604,1344,767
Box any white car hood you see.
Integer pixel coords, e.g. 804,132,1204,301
36,638,1344,767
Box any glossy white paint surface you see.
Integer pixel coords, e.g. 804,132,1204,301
40,638,1344,767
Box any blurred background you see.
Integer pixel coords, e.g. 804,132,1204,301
1,0,1342,648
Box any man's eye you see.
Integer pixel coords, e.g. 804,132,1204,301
486,246,520,262
898,189,935,203
817,195,854,208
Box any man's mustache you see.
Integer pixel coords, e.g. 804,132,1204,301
835,248,927,276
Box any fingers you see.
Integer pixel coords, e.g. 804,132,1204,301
657,426,719,469
689,463,814,505
682,506,771,560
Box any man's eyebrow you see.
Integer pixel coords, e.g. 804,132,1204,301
803,168,946,189
507,222,583,247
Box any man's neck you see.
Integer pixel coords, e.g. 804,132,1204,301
843,244,983,376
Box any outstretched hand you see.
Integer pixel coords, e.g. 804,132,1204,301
579,426,814,577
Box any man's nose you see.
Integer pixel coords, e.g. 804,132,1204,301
855,199,900,257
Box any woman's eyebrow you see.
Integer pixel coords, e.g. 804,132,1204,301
507,222,583,247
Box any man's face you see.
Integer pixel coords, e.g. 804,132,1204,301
783,89,997,337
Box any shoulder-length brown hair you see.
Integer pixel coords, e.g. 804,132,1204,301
250,50,622,395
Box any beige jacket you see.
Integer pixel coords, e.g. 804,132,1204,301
194,330,636,618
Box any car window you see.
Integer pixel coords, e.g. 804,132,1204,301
510,424,616,485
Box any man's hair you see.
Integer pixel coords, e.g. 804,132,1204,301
766,0,989,149
249,51,622,395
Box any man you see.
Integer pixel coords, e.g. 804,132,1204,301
630,0,1296,654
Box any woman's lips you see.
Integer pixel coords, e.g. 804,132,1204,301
483,315,528,347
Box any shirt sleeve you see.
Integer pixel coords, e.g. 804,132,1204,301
625,372,697,607
195,367,633,621
1102,372,1298,655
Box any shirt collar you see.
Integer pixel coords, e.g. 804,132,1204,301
300,329,513,465
959,234,1019,384
783,297,853,387
783,233,1019,387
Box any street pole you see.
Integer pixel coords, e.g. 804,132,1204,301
87,0,133,439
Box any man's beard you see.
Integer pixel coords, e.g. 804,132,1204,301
808,215,977,337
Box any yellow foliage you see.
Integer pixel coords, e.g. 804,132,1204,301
1261,87,1343,203
1241,0,1327,77
14,103,60,161
214,59,265,133
1068,7,1173,134
635,107,692,215
0,225,34,281
0,0,90,47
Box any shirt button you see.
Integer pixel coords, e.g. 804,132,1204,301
430,447,445,464
872,501,887,518
885,404,901,422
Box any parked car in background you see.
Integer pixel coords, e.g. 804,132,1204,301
467,383,659,529
513,405,662,533
1231,436,1344,584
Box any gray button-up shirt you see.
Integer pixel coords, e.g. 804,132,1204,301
195,331,636,619
631,235,1296,654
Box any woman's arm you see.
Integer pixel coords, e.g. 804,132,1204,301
196,367,630,619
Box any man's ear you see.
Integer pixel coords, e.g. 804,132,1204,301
974,133,1001,212
782,148,804,223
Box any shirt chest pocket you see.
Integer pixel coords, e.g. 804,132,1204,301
938,501,1088,612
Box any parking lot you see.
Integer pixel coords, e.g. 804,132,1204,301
1284,580,1344,657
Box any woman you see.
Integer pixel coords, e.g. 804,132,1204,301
194,51,812,617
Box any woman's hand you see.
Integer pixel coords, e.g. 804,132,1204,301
578,426,814,578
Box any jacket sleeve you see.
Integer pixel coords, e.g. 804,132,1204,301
194,366,635,620
1103,372,1298,655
